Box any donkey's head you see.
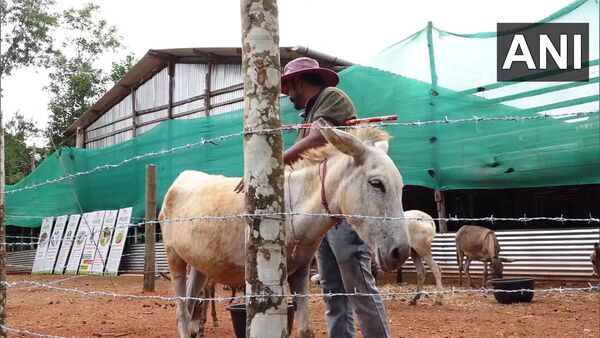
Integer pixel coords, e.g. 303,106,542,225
490,256,515,279
318,124,410,271
592,243,600,278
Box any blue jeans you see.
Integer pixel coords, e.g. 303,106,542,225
316,221,391,338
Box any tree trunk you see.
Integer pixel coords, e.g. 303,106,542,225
240,0,288,337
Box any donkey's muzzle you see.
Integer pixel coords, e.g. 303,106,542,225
382,244,410,271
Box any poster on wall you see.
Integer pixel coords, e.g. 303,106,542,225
105,207,133,276
42,215,68,274
91,210,118,275
32,217,55,274
78,210,106,275
53,214,81,274
65,212,95,275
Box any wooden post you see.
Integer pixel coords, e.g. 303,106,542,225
204,62,212,116
131,88,137,137
75,127,85,148
167,61,174,119
240,1,288,337
396,267,403,283
0,111,7,337
434,190,448,233
144,165,157,292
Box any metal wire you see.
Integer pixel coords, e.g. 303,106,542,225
2,212,598,247
3,280,598,303
0,324,67,338
5,111,596,195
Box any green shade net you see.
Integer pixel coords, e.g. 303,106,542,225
6,0,599,227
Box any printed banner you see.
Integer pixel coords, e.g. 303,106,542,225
91,210,118,275
42,215,68,274
65,212,95,274
54,214,81,274
78,210,106,275
105,207,133,276
32,217,54,274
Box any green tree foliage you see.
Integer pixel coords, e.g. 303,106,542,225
3,112,40,184
110,53,136,84
45,3,125,147
0,0,59,78
2,0,134,149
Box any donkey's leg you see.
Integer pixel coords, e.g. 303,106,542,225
464,257,475,288
187,268,208,338
410,251,426,305
422,254,443,305
457,249,464,287
209,281,219,327
289,263,315,338
166,248,190,338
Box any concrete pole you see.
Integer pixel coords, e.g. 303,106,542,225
240,0,289,337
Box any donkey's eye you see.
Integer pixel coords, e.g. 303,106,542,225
369,179,386,193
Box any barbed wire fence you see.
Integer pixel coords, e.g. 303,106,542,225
2,112,600,337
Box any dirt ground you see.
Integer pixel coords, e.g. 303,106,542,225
5,274,599,338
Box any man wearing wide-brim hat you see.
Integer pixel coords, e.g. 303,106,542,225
254,57,391,338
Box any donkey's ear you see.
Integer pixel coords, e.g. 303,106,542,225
317,119,365,162
374,141,389,153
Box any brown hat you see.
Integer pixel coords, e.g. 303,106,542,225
281,57,339,95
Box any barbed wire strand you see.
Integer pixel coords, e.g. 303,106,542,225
2,212,598,247
5,111,597,195
0,324,67,338
2,280,598,303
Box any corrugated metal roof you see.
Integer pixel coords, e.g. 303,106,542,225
64,46,354,139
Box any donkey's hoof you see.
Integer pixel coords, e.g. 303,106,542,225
409,299,418,306
299,329,315,338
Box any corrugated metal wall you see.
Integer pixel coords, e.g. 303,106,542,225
84,63,245,149
8,228,599,282
210,64,244,116
86,94,134,149
402,227,599,281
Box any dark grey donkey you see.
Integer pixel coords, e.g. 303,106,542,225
455,225,514,287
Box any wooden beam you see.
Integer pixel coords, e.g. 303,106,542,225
135,116,169,129
135,104,170,116
192,49,223,63
84,126,134,144
147,49,179,63
85,114,133,133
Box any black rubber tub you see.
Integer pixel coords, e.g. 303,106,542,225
490,278,535,304
226,303,295,338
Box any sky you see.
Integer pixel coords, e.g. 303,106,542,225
1,0,574,138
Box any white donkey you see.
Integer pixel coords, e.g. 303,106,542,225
160,125,411,338
404,210,443,305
